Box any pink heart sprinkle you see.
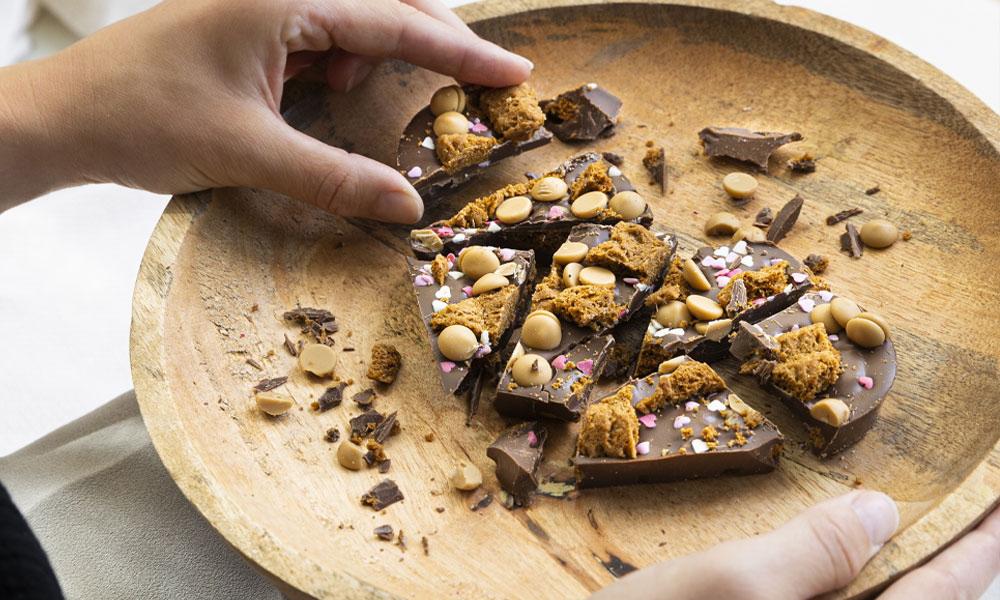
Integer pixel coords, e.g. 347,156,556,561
636,441,651,455
499,248,516,261
828,334,839,341
406,166,422,178
791,272,809,284
790,324,800,331
434,226,454,237
716,276,731,288
770,258,782,265
446,253,456,262
462,285,474,297
673,415,691,428
528,430,538,447
638,414,657,428
471,123,489,133
440,361,456,373
551,355,568,370
726,252,739,264
618,309,627,319
728,269,742,277
685,401,699,412
716,268,733,278
623,277,639,285
858,376,874,389
414,274,433,286
798,297,816,313
577,359,594,376
818,290,834,302
547,206,565,219
753,298,767,306
474,345,491,358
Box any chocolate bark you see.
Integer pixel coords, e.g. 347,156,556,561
574,361,783,488
737,293,896,457
635,242,814,374
406,248,535,401
397,87,552,202
540,83,622,141
495,223,678,421
486,422,548,506
409,153,653,260
698,126,803,173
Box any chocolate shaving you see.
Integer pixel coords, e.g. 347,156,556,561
469,491,493,512
378,459,391,473
766,194,804,244
602,151,624,167
283,334,299,357
323,427,340,443
396,530,407,551
374,524,394,541
865,185,880,195
803,254,828,274
253,377,288,393
726,279,748,315
788,154,816,173
826,207,863,225
284,307,338,344
754,206,774,227
841,223,864,258
246,358,263,371
752,359,777,385
421,536,430,556
361,479,404,510
352,389,375,408
371,411,399,444
317,382,346,412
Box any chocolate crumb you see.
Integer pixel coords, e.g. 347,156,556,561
396,530,407,551
602,151,624,167
803,254,829,274
378,459,391,473
788,154,816,173
435,506,445,513
374,524,394,541
317,382,346,411
253,377,288,393
865,185,880,195
421,536,430,556
371,411,399,444
250,304,259,312
754,206,774,227
343,346,355,352
826,207,863,225
361,479,404,510
424,432,435,442
642,147,666,193
283,334,298,357
470,491,493,512
352,389,376,408
840,223,864,258
246,358,263,371
766,194,804,244
324,427,340,443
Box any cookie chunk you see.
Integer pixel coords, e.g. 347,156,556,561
435,133,497,174
636,360,726,414
479,83,546,142
367,343,402,384
577,385,640,458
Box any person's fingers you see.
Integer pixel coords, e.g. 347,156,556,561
880,502,1000,600
325,49,383,92
243,116,423,223
399,0,475,34
293,0,532,87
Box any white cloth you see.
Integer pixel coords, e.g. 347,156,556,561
0,0,36,65
0,391,287,600
41,0,158,37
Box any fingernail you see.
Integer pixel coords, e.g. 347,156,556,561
376,188,423,223
523,57,534,71
345,63,374,92
849,491,899,556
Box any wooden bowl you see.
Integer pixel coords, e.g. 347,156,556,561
131,1,1000,598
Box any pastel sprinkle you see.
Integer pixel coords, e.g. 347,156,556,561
716,276,731,288
707,399,727,412
448,271,463,279
714,246,730,257
753,298,766,306
471,122,489,133
499,248,516,261
551,355,568,370
732,240,748,255
419,136,435,150
577,359,594,376
608,166,623,177
406,166,422,178
434,226,454,237
636,441,651,455
636,283,651,292
701,256,715,268
452,233,466,243
547,206,565,219
726,252,739,264
487,221,502,233
440,361,456,373
685,401,699,412
740,255,754,268
691,439,710,454
414,274,433,286
818,290,834,302
859,376,874,389
770,258,782,265
461,285,474,297
638,414,657,428
431,300,447,312
435,286,451,300
477,161,490,168
446,252,456,263
797,297,816,313
828,334,839,341
791,272,809,284
623,277,639,285
528,431,538,446
474,345,491,358
673,416,691,428
790,324,800,331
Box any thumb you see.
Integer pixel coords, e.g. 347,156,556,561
247,119,423,223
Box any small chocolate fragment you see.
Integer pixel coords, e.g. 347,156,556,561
378,459,391,473
826,207,863,225
486,422,548,506
729,321,779,361
840,223,864,258
352,389,376,408
349,410,384,443
804,254,829,274
361,479,404,511
283,333,299,357
865,185,880,195
470,491,493,512
699,126,803,173
642,147,666,193
324,427,340,443
253,377,288,393
374,525,394,541
284,307,338,345
725,279,748,315
602,151,624,167
371,411,399,444
754,206,774,227
788,154,816,173
541,84,622,141
766,194,804,244
421,536,430,556
246,358,263,371
317,382,346,412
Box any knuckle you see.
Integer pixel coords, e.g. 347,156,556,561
806,509,867,587
312,162,361,215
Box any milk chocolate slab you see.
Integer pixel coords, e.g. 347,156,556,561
487,422,548,506
409,153,653,260
699,126,803,173
495,223,677,421
407,248,535,400
574,362,783,488
398,87,552,202
737,293,896,457
540,83,622,141
636,242,814,374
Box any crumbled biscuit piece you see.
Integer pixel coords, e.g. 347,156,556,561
680,427,693,440
479,83,546,141
645,255,687,306
586,222,673,284
568,161,614,200
549,285,623,331
366,343,401,384
430,284,519,340
701,425,719,442
717,261,790,310
366,439,388,463
636,361,726,414
803,254,829,274
444,181,532,228
435,133,497,174
577,386,640,458
529,264,564,314
430,255,449,285
742,323,843,402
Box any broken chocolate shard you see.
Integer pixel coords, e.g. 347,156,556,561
378,459,391,473
841,223,864,258
754,206,774,227
283,307,336,325
361,479,404,511
323,427,340,443
725,279,748,316
826,207,863,225
487,422,548,506
283,333,299,357
317,382,345,412
246,358,263,371
865,185,880,195
729,321,779,361
349,410,384,443
371,411,398,444
253,377,288,393
601,151,624,167
699,126,803,173
642,147,666,193
766,194,804,244
804,253,829,274
788,154,817,173
352,389,375,408
374,524,394,541
540,83,622,141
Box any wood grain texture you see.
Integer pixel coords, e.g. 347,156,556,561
130,1,1000,598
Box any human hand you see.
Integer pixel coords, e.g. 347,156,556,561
0,0,532,221
589,490,1000,599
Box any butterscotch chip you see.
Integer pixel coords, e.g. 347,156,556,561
522,313,562,350
571,191,609,218
657,356,688,374
682,258,710,291
704,211,741,236
845,316,886,348
722,172,758,198
553,241,588,264
337,441,365,470
609,191,646,220
471,272,508,296
479,83,546,142
366,343,401,384
635,361,726,414
531,176,569,201
495,196,532,224
579,266,616,288
299,343,337,377
437,324,479,361
810,398,850,426
654,301,691,328
449,461,483,491
511,354,553,386
433,111,469,136
435,133,497,174
562,262,583,287
256,391,294,416
859,219,898,248
577,385,640,458
716,261,789,309
810,303,843,334
731,226,767,244
459,247,500,280
430,85,466,116
830,297,861,327
685,295,723,321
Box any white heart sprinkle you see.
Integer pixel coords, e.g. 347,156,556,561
420,136,435,150
448,271,463,279
732,240,748,255
714,246,730,257
435,286,451,300
608,166,622,177
691,439,710,454
431,300,447,312
452,233,466,243
487,222,502,233
707,400,727,412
